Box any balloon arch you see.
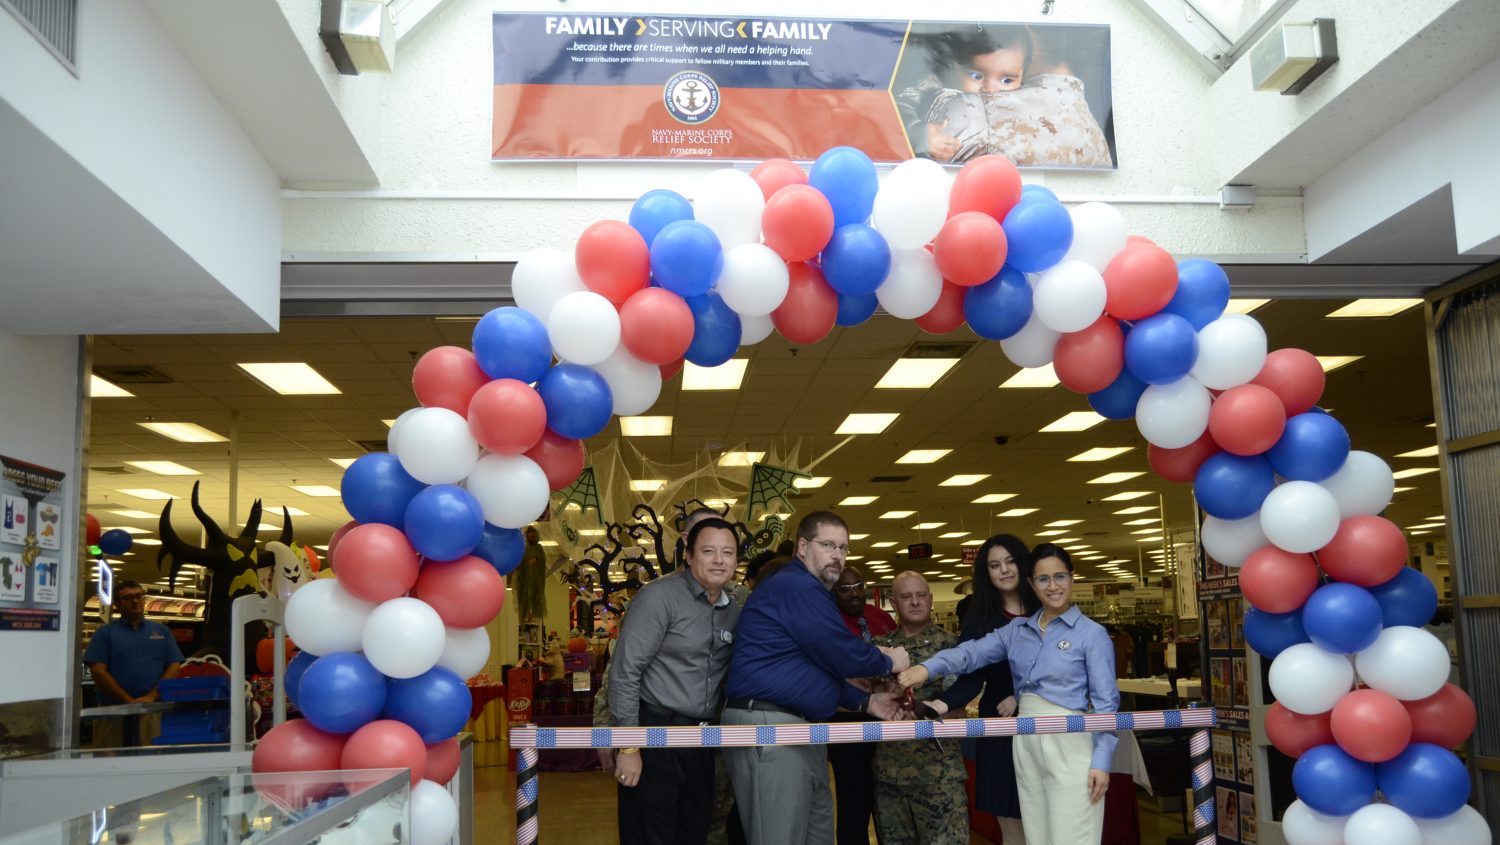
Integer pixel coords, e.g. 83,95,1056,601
251,148,1485,845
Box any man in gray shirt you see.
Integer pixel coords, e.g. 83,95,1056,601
610,516,743,845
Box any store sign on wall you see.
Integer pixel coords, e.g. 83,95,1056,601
0,456,67,631
491,14,1115,167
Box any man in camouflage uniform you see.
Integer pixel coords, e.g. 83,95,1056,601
872,572,969,845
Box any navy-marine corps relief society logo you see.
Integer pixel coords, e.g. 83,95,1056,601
664,70,720,124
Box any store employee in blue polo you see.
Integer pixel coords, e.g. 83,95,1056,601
84,580,184,743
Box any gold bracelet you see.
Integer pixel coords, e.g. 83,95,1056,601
617,747,640,755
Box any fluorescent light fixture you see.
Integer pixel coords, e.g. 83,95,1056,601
896,449,951,464
997,508,1039,517
1406,523,1443,531
850,534,869,540
922,570,942,576
1103,491,1153,501
1089,471,1145,484
876,358,959,389
939,531,970,538
274,506,310,516
110,510,158,519
1316,355,1363,373
1114,506,1156,515
251,523,285,533
1131,528,1160,535
718,451,765,467
539,540,558,547
291,485,342,497
1426,515,1445,521
1068,447,1133,462
104,526,150,535
238,362,340,395
866,559,889,565
871,541,897,548
1124,518,1160,526
1325,299,1422,318
939,474,989,486
630,479,667,491
1393,486,1415,493
1136,537,1160,543
329,458,359,469
840,496,879,506
138,422,227,443
382,419,397,427
682,360,748,390
999,364,1059,389
1392,468,1439,479
132,538,163,546
117,488,177,500
1040,411,1107,432
1410,529,1431,535
837,413,900,434
794,476,830,488
702,498,738,507
90,375,134,398
1396,445,1440,458
962,539,984,546
124,461,199,476
1036,529,1067,537
846,555,864,561
880,511,915,519
1053,537,1080,544
578,528,606,536
913,522,947,530
621,416,673,436
972,493,1018,504
1224,299,1270,315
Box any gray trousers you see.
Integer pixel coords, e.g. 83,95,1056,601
722,707,834,845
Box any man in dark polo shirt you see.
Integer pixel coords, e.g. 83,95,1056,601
83,580,184,745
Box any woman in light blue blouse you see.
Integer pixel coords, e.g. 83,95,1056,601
897,543,1119,845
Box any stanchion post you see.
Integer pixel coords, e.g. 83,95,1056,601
515,739,540,845
1188,727,1217,845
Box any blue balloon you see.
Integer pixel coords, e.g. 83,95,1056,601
472,307,551,383
963,266,1033,340
1243,607,1310,658
1163,259,1231,330
340,453,425,528
808,147,878,228
1194,453,1276,519
1293,745,1376,816
404,485,485,562
473,524,526,577
298,652,388,734
1376,743,1472,819
629,189,694,248
537,364,614,440
1021,184,1058,201
285,649,319,708
1089,368,1150,420
683,292,741,367
836,291,880,327
1302,583,1382,654
1266,413,1351,482
820,224,891,296
384,666,473,743
650,220,722,298
1368,567,1438,628
98,529,133,557
1002,198,1074,273
1124,313,1199,384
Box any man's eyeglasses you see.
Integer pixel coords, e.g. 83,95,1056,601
1032,573,1073,588
834,581,867,594
811,539,850,554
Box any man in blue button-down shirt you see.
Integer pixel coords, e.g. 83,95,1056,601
721,511,910,845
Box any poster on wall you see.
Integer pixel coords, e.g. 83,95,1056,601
491,13,1115,166
0,456,67,631
1199,537,1256,845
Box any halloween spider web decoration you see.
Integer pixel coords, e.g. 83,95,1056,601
556,466,602,521
747,462,812,521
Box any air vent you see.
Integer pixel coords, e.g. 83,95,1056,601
94,365,174,385
902,340,976,359
2,0,77,70
354,439,388,453
869,475,913,483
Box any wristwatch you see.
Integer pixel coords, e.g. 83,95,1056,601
858,693,872,714
617,747,640,755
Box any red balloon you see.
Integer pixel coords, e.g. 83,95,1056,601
1252,348,1326,416
342,719,428,787
1403,683,1477,748
335,523,421,603
413,555,506,627
523,430,586,492
1125,234,1157,249
425,737,463,786
467,379,546,456
1209,384,1287,456
750,158,808,200
948,155,1023,222
1103,245,1178,320
1317,516,1406,586
412,346,490,415
1053,316,1125,394
772,262,839,344
659,359,684,381
932,212,1008,287
619,287,694,365
86,513,102,547
762,184,835,262
1240,546,1321,613
1264,702,1333,758
915,281,967,334
253,718,347,773
1331,689,1413,763
1147,432,1220,483
327,519,358,572
575,220,649,305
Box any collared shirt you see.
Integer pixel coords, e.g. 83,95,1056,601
923,605,1120,771
724,560,893,722
82,618,185,703
608,569,741,726
840,604,897,641
873,624,965,785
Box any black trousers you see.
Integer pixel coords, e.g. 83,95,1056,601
827,713,881,845
618,702,716,845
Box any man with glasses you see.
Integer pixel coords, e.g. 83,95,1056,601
83,580,184,746
721,511,911,845
828,565,896,845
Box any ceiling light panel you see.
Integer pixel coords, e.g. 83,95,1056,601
997,508,1038,517
138,422,227,443
939,531,970,538
117,488,177,500
1102,491,1153,501
1316,355,1363,373
837,413,900,434
1224,299,1270,315
1325,299,1422,318
998,364,1060,389
1392,468,1439,479
1045,519,1082,527
1124,518,1160,526
972,493,1018,504
1089,471,1145,484
794,476,830,488
124,461,199,476
1114,506,1157,515
238,362,341,395
630,480,666,491
871,542,897,548
682,360,748,390
876,358,959,389
880,511,915,519
1040,411,1107,432
1068,447,1134,462
939,474,989,486
290,485,341,497
840,496,879,506
718,451,765,467
90,375,134,398
621,416,673,436
912,522,946,530
1395,445,1439,458
896,449,951,464
110,510,159,519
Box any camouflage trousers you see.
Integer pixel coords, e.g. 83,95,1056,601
873,779,969,845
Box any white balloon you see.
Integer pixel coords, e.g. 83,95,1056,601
589,347,661,416
1320,451,1396,518
872,162,950,250
1355,626,1451,700
1191,314,1268,390
548,291,620,366
740,312,775,346
1136,377,1212,448
1283,800,1350,845
284,579,375,656
362,597,446,679
885,156,950,189
1032,260,1107,333
877,249,944,319
513,248,586,323
1414,805,1492,845
466,454,550,530
1269,643,1354,714
1344,804,1422,845
1260,481,1341,553
410,779,460,845
1061,202,1128,271
385,407,422,457
394,407,479,486
439,626,491,680
717,243,790,316
1000,312,1062,367
694,169,764,249
1201,514,1268,567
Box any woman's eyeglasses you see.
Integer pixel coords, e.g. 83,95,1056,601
1031,573,1073,588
